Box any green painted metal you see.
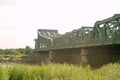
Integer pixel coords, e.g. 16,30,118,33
35,14,120,51
35,29,59,51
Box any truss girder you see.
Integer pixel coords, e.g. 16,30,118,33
35,29,59,50
35,14,120,51
93,14,120,43
53,27,93,48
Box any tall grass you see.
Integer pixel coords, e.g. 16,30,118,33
0,63,120,80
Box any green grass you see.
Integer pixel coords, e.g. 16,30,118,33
0,63,120,80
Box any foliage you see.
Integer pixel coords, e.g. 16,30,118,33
0,63,120,80
24,46,33,54
0,46,33,61
0,46,33,54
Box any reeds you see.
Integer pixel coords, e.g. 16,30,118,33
0,63,120,80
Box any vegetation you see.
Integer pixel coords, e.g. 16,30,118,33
0,63,120,80
0,46,33,61
0,46,33,54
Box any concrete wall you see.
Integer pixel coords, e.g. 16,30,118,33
48,45,120,68
86,46,120,68
21,45,120,68
49,49,81,64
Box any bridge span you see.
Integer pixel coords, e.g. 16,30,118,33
34,14,120,67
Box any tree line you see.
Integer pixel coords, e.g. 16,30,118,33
0,46,33,54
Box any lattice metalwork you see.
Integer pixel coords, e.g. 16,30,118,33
93,14,120,44
35,14,120,51
53,27,93,48
35,29,60,50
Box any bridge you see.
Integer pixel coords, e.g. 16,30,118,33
34,14,120,67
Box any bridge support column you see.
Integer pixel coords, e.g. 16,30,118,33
78,46,120,68
80,48,89,66
48,49,81,64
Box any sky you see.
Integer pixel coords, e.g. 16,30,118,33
0,0,120,49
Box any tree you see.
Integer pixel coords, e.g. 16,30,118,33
25,46,33,54
0,49,4,54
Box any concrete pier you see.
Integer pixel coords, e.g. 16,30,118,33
80,48,89,66
87,46,120,67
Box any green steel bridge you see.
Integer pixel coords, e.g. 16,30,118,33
35,14,120,51
34,14,120,67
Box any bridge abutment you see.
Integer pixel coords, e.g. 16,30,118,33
80,48,89,66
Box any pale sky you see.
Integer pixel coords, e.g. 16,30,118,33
0,0,120,49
